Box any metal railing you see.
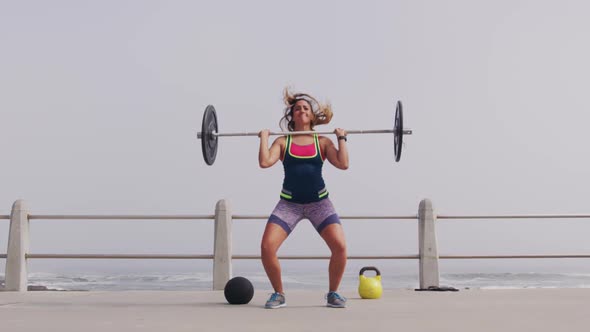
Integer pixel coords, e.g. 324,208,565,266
438,214,590,219
1,215,10,260
2,213,418,261
435,213,590,260
2,199,590,291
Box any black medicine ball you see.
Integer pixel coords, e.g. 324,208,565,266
224,276,254,304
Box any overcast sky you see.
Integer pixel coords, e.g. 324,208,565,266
2,0,590,274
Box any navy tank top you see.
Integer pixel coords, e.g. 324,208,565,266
280,134,328,203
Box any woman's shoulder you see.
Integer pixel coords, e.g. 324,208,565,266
273,135,287,144
317,135,334,144
317,135,335,151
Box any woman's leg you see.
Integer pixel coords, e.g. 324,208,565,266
320,223,347,292
261,222,289,293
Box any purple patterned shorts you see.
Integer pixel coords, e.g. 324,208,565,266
267,198,341,235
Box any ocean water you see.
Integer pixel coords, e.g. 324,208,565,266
3,271,590,291
4,259,590,291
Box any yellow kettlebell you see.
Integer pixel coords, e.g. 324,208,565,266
358,266,383,299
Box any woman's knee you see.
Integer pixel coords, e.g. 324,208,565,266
330,240,347,255
324,234,346,255
321,224,347,254
260,240,278,256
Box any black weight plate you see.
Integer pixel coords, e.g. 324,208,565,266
394,100,403,162
201,105,218,165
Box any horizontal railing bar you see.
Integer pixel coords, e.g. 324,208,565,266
438,214,590,219
440,254,590,259
28,215,215,220
22,254,418,260
233,255,419,260
15,254,590,260
27,254,214,259
26,215,417,220
340,216,418,220
233,215,418,220
14,214,590,221
0,254,5,258
0,215,9,219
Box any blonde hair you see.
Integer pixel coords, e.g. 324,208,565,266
280,87,333,131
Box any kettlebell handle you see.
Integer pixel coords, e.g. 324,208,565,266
359,266,381,276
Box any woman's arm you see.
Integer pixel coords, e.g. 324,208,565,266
323,128,349,170
258,130,284,168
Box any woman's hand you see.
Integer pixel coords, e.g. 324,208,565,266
323,128,349,170
334,128,347,141
258,129,270,139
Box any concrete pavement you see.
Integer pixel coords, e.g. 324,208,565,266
1,289,589,332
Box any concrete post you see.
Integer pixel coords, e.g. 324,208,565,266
418,198,439,289
5,200,30,291
213,199,232,290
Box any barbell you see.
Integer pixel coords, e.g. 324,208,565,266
197,100,412,165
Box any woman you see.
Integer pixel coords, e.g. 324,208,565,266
258,88,349,309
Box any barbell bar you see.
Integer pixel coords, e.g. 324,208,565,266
197,100,412,165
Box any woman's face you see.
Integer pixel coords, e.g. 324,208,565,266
292,100,314,126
